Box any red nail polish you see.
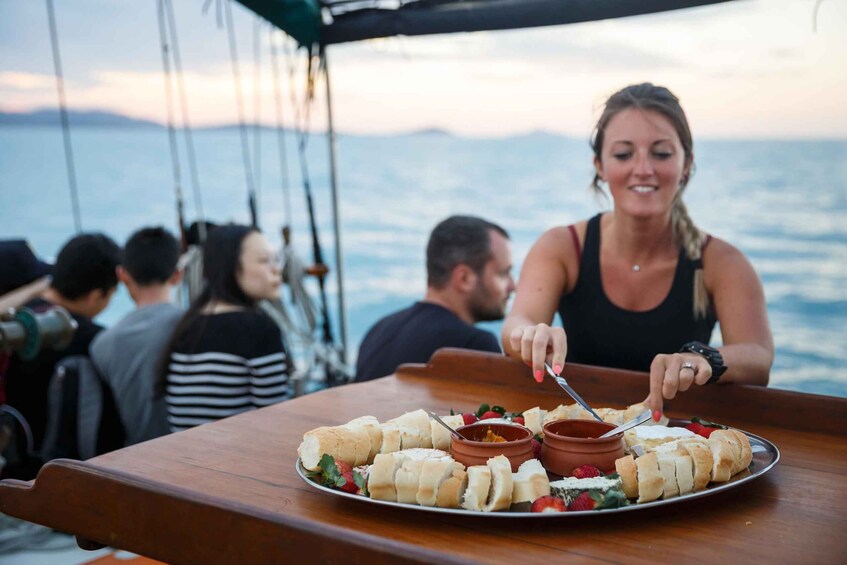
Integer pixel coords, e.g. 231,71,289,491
652,410,661,422
553,364,562,375
534,369,543,382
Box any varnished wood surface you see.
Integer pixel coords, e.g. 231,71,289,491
2,349,846,564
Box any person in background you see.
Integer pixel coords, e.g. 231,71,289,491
90,227,183,446
156,224,291,432
0,240,53,311
355,215,516,382
4,233,121,478
502,83,773,417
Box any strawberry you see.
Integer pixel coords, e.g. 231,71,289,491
334,461,359,493
699,426,719,438
479,410,501,420
568,492,597,511
531,438,542,459
571,465,602,479
461,413,479,426
511,416,526,426
530,496,567,513
686,422,706,436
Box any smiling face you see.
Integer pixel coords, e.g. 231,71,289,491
594,108,692,219
236,232,282,301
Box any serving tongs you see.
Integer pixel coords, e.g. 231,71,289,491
543,363,604,423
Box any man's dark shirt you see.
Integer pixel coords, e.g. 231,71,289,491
5,298,103,454
354,302,501,382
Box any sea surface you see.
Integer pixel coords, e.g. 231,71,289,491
1,126,845,398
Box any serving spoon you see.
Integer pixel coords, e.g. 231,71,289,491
428,412,466,441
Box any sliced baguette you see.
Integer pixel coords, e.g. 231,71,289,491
522,407,546,436
597,408,625,426
674,454,695,495
657,453,680,499
708,434,736,482
345,415,383,463
430,414,464,451
462,465,492,511
368,452,406,502
729,429,753,475
511,459,550,504
297,426,339,471
680,439,713,491
635,452,664,503
625,402,669,426
436,467,468,509
416,458,455,507
542,404,572,426
614,455,639,499
329,427,359,467
379,422,402,454
482,455,514,512
395,459,425,504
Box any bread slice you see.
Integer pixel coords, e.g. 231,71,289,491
395,459,425,504
482,455,514,512
674,454,695,495
379,422,402,454
625,402,669,426
511,459,550,505
298,426,340,471
542,404,571,426
345,415,383,463
462,465,492,511
567,404,594,421
635,452,664,503
416,458,455,507
328,427,360,467
522,407,546,436
436,467,468,509
729,429,753,475
657,454,680,499
368,452,406,501
708,434,735,482
681,439,714,491
625,425,696,452
597,408,625,426
430,414,464,451
615,455,639,499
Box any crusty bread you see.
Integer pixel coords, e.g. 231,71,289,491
674,454,695,495
597,408,625,426
511,459,550,504
416,458,455,507
387,409,434,449
368,452,406,502
657,454,679,499
436,468,468,509
708,434,735,482
298,426,339,471
542,404,571,426
379,422,402,454
681,440,713,491
635,452,664,503
345,416,383,463
430,414,464,451
625,425,696,452
729,429,753,474
482,455,514,512
462,465,492,511
625,402,668,426
567,404,594,421
329,427,360,467
394,459,425,504
522,407,546,436
614,455,639,499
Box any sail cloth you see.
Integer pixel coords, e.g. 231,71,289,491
236,0,735,48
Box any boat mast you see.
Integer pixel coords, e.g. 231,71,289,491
321,48,348,363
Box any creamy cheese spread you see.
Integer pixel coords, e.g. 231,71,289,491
633,425,695,440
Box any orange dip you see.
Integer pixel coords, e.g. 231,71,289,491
482,429,507,443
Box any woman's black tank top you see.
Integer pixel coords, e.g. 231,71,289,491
558,214,717,372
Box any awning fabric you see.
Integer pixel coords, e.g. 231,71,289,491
236,0,735,48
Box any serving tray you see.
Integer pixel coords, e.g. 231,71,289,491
295,422,779,518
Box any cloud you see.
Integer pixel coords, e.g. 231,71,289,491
0,72,55,90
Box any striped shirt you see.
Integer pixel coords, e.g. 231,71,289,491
165,310,291,432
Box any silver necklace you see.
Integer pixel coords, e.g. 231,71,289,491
631,264,641,272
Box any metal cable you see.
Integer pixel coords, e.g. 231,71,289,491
270,31,292,229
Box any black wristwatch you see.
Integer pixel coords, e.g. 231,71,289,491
679,341,727,384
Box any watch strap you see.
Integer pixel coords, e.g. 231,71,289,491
679,341,727,384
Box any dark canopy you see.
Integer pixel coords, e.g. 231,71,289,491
236,0,734,48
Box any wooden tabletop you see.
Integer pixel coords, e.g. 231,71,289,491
2,349,846,564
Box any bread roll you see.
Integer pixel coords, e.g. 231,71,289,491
511,459,550,504
436,467,468,509
395,459,425,504
674,454,695,495
368,452,406,501
482,455,514,512
635,452,664,503
657,454,680,499
430,414,464,451
416,458,455,507
614,455,639,499
681,440,713,491
298,426,339,471
462,465,492,511
379,422,402,454
345,415,383,463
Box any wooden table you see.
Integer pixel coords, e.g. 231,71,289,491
2,349,845,564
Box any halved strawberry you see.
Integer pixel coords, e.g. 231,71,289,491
531,495,567,513
479,410,501,420
461,413,479,426
568,492,597,511
511,416,526,426
571,465,602,479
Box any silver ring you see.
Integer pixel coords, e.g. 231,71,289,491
681,361,696,371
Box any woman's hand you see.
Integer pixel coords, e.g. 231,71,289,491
644,352,712,418
508,324,567,383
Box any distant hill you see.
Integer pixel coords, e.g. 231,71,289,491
0,108,161,128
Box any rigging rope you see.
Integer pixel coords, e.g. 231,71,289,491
45,0,82,233
253,17,263,217
224,0,258,228
270,31,293,229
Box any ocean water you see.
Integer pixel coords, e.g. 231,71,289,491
1,126,845,398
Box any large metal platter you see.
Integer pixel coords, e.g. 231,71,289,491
295,421,779,518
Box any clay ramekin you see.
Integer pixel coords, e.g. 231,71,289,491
450,422,534,472
540,419,624,476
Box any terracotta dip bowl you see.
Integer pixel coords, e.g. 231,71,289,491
450,423,534,472
541,419,625,476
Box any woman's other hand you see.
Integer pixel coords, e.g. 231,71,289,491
509,324,567,382
644,352,712,418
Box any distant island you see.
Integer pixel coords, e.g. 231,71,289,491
0,108,162,128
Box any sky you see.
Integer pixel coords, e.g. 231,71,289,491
1,0,845,138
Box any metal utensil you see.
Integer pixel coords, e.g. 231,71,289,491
543,363,604,422
428,412,465,440
598,409,652,438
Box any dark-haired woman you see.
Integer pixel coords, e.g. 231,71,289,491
157,224,291,432
501,83,773,416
